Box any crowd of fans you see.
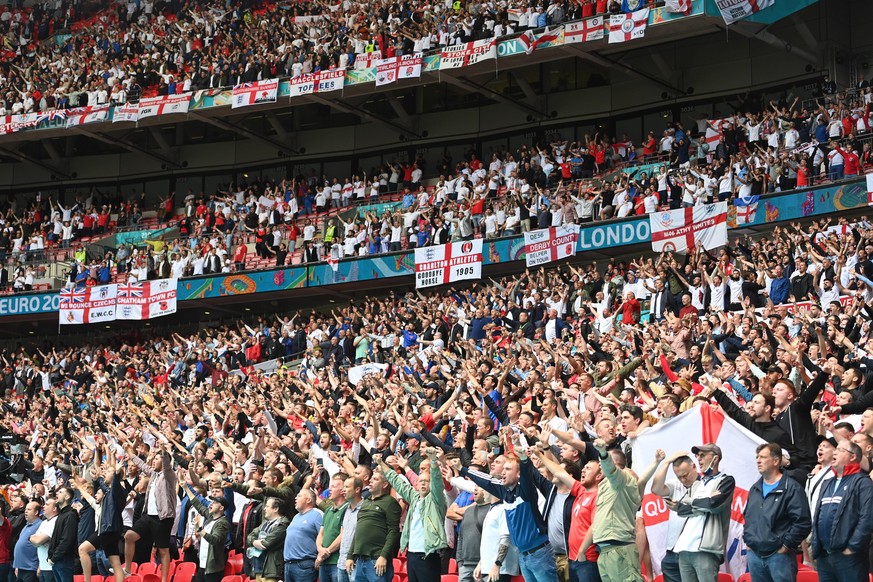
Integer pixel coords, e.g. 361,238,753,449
55,89,873,288
4,211,873,582
0,0,644,115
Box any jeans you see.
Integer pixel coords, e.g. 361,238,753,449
284,559,317,582
318,565,339,582
829,164,844,182
677,551,720,582
746,550,797,582
457,563,476,582
337,564,353,582
518,544,558,582
568,559,601,582
817,551,869,582
38,571,53,582
660,550,681,582
52,559,75,582
352,558,393,582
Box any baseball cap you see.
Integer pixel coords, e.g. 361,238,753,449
691,443,722,457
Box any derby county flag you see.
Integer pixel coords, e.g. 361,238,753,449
608,8,650,43
633,405,764,578
415,239,483,288
650,202,728,253
524,224,579,267
564,16,604,43
232,79,279,109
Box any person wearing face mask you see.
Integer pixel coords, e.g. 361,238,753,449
668,443,735,582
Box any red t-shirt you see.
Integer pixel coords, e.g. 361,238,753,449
568,481,599,561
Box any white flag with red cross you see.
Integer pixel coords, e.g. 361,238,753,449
564,16,604,43
716,0,776,25
649,202,728,253
414,239,483,288
232,79,279,109
524,224,579,267
632,404,764,578
867,173,873,206
608,8,649,44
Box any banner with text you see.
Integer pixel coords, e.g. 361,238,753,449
716,0,775,24
414,239,483,288
116,278,178,320
524,224,580,267
650,202,727,253
136,94,191,120
232,79,279,108
439,39,497,70
59,284,118,325
289,70,345,97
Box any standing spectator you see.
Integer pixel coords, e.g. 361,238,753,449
29,499,57,582
283,490,323,582
669,444,735,582
651,451,699,582
12,502,42,582
581,439,641,582
347,470,401,582
454,434,558,582
337,478,364,582
316,475,348,582
378,448,447,582
122,444,178,582
182,485,230,582
743,443,811,582
454,481,491,582
46,488,79,582
75,456,126,582
811,441,873,582
247,497,290,582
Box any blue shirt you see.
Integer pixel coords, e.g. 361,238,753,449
13,519,42,571
761,479,779,498
284,508,324,560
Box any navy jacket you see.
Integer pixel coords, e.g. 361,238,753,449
811,467,873,557
743,474,811,556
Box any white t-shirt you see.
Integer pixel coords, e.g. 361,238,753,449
36,517,57,571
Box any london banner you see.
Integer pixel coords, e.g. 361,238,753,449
414,239,483,289
523,224,580,267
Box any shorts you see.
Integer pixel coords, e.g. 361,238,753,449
132,515,174,549
87,532,122,556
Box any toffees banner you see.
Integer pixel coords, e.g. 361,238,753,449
116,278,178,320
414,239,483,289
524,224,580,267
632,405,764,578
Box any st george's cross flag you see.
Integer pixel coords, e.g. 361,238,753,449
733,195,759,224
608,8,650,44
519,27,560,54
632,404,764,578
232,79,279,109
650,202,728,253
564,16,604,43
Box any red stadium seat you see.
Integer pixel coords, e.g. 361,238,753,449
172,561,197,582
142,574,161,582
796,572,818,582
736,574,752,582
447,559,457,574
221,576,242,582
136,564,158,577
440,576,458,582
717,574,733,582
124,576,143,582
75,576,85,582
